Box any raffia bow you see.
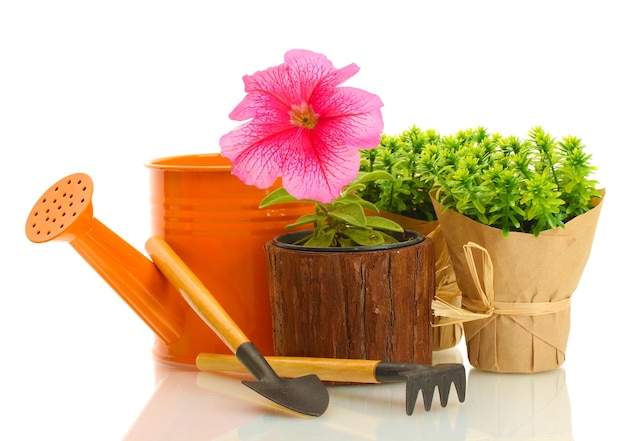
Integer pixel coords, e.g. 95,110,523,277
432,242,571,326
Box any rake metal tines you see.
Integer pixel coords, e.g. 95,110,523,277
387,363,467,415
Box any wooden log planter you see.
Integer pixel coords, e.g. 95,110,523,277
265,230,435,365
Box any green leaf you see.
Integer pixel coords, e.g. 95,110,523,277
337,236,358,247
259,187,300,208
327,202,367,227
365,216,404,232
341,193,380,212
343,182,367,194
285,213,322,229
343,228,385,246
378,231,400,244
353,170,395,184
304,229,336,247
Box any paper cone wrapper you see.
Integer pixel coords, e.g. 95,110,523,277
377,212,463,351
431,190,604,372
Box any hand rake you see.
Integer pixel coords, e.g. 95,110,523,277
197,353,466,415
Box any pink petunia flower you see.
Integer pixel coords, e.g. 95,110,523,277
219,49,384,203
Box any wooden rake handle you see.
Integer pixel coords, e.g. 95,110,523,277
145,236,248,353
196,353,382,384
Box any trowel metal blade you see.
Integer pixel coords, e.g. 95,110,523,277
242,375,329,417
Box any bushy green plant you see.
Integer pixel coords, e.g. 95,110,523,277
359,126,441,221
417,126,602,236
260,171,405,247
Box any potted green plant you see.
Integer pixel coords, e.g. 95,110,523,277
357,126,463,351
359,126,440,223
417,126,604,373
260,172,433,365
259,170,408,247
218,49,435,365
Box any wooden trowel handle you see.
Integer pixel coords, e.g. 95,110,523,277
145,236,248,353
196,353,381,383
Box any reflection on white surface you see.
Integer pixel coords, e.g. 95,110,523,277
121,348,571,441
124,362,469,441
467,368,571,441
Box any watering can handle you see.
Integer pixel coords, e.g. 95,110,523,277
145,236,249,352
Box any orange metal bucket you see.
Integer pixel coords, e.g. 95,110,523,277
146,154,306,364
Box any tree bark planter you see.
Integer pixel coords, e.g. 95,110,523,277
374,211,463,352
265,230,435,365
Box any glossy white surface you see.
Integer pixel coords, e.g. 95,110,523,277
2,1,624,439
124,351,576,441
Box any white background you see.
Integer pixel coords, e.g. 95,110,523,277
1,1,624,439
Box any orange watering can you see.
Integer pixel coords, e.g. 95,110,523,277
25,154,308,365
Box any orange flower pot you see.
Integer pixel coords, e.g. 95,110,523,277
146,154,308,364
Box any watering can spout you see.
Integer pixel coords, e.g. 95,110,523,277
25,172,185,345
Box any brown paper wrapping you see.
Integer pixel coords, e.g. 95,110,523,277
431,190,604,373
377,211,463,351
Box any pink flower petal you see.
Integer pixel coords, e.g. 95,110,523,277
220,49,384,202
281,130,362,203
313,87,384,149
